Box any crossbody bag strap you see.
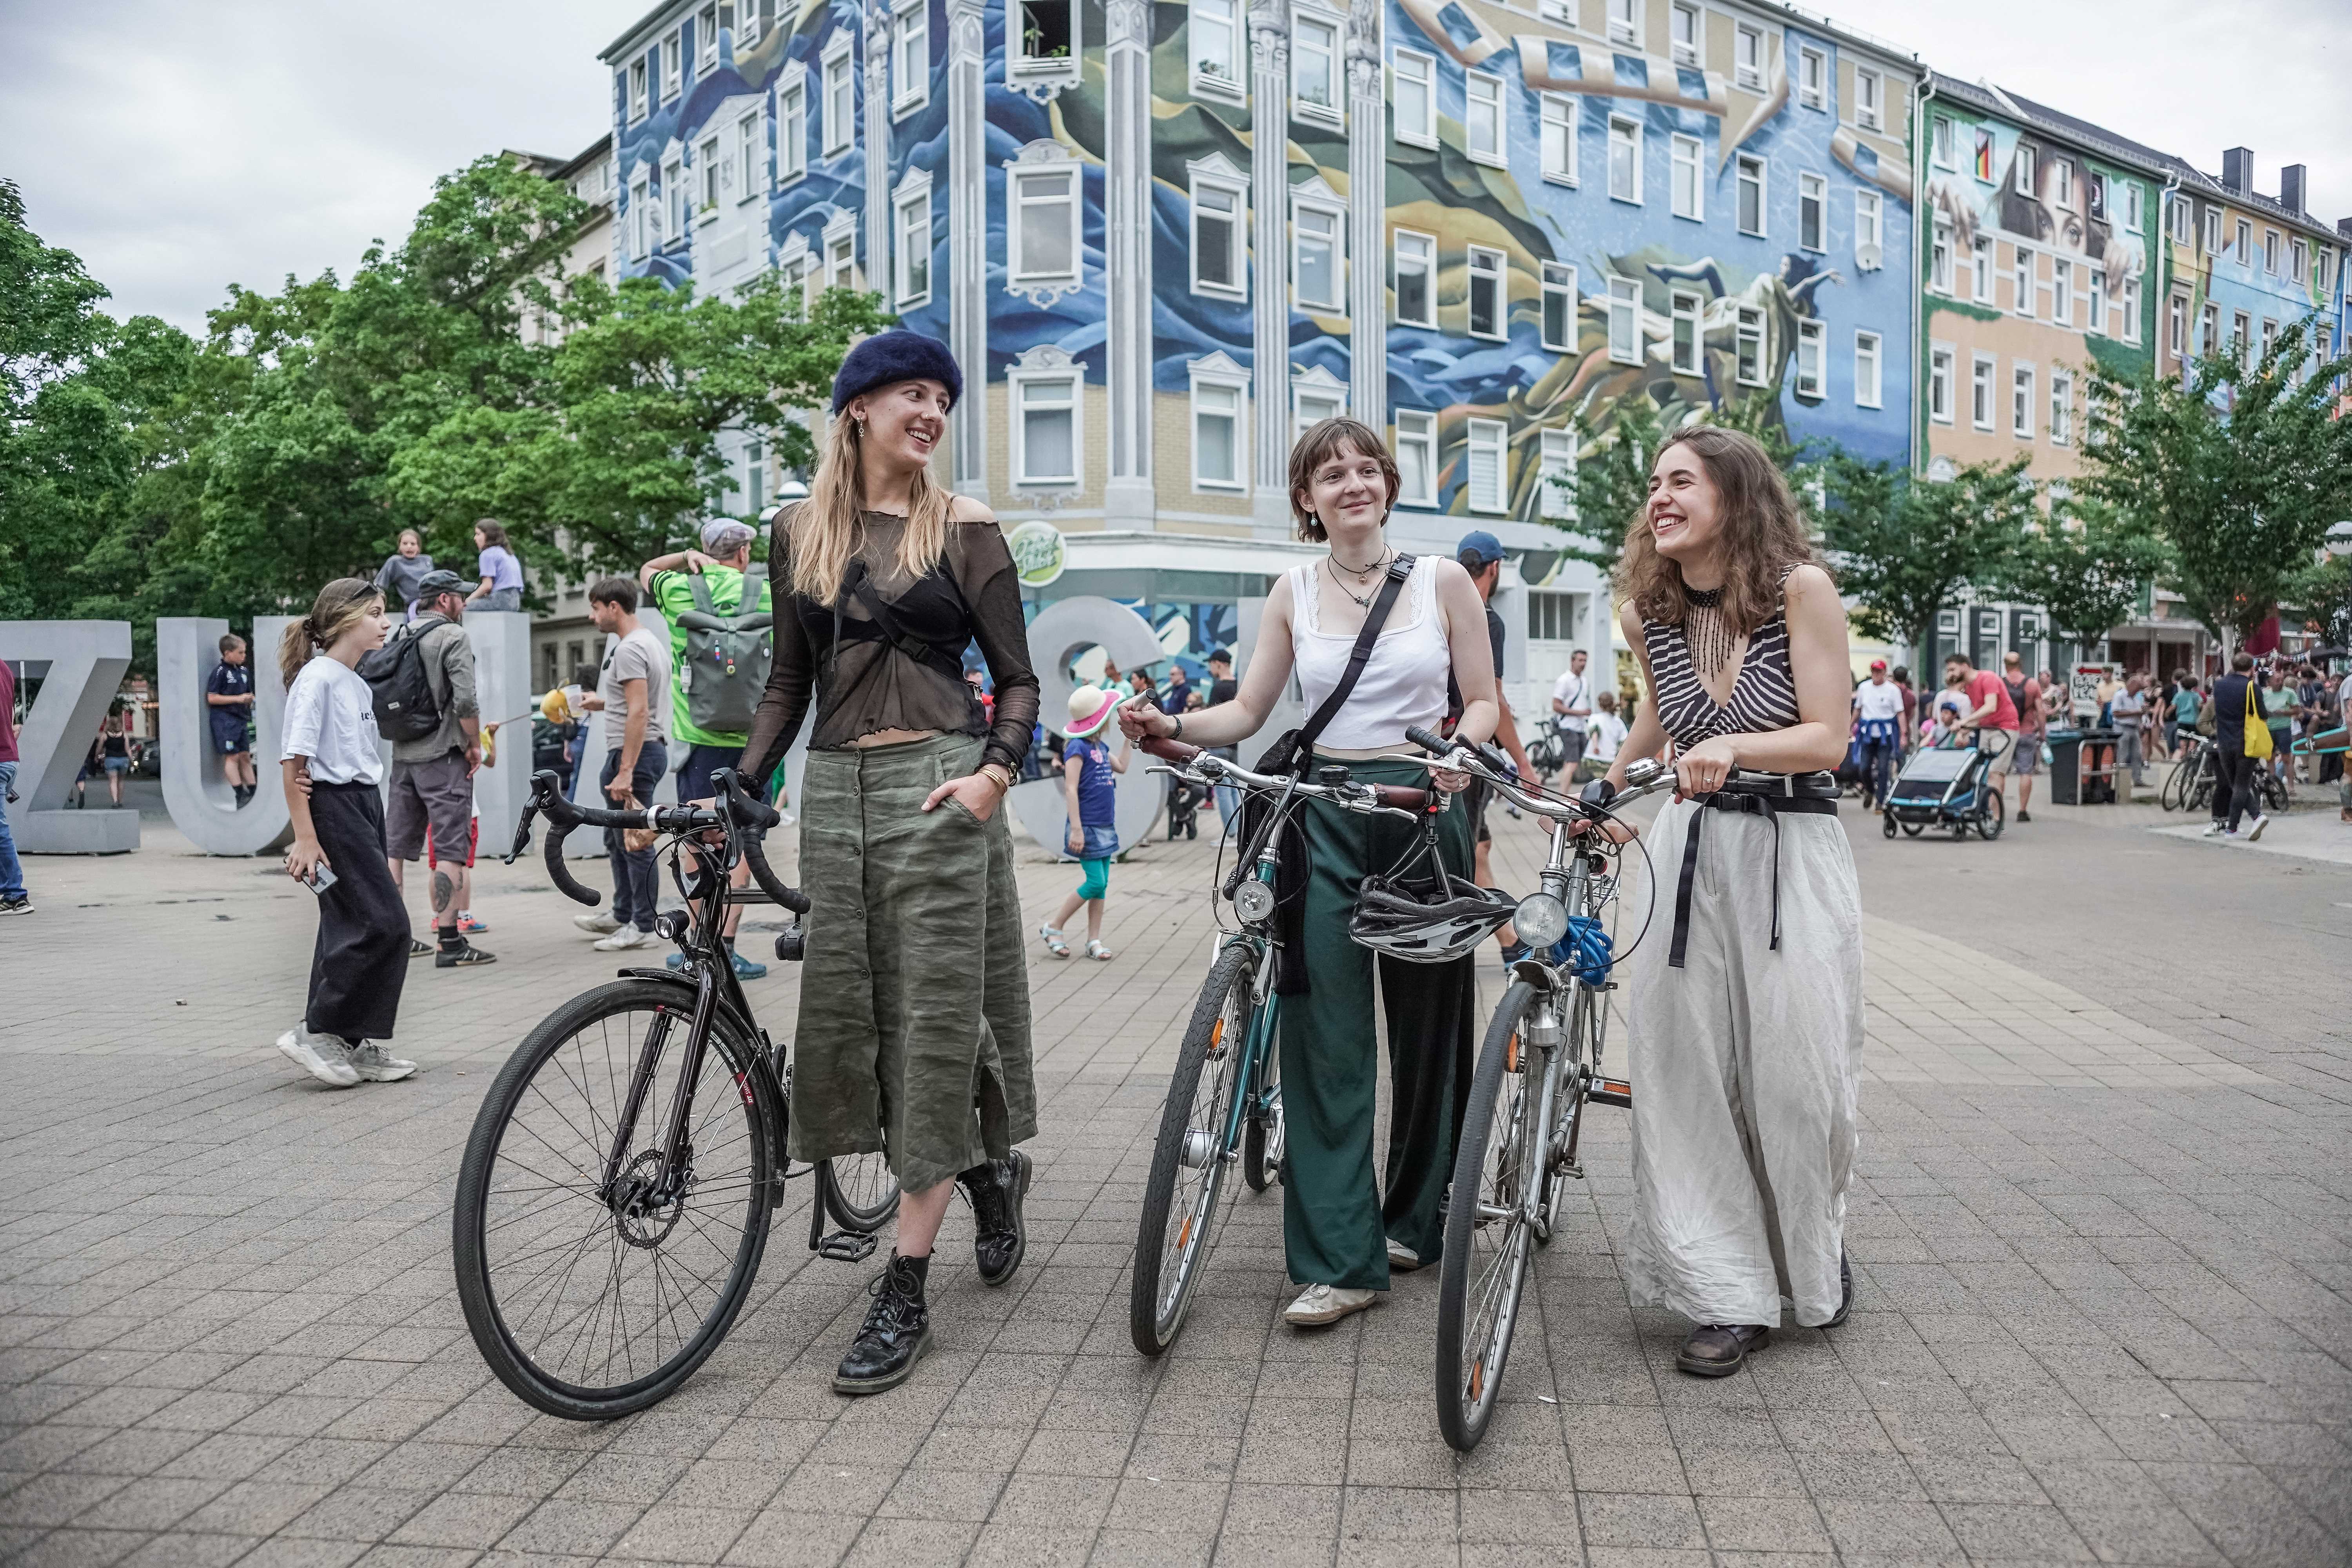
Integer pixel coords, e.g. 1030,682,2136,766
1294,554,1416,758
843,559,966,681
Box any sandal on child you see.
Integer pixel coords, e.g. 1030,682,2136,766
1039,924,1071,958
1085,940,1114,961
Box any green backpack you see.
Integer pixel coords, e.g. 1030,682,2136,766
677,568,773,736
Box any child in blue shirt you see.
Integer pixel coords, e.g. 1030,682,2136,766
1040,685,1131,960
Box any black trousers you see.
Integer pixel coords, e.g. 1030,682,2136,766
306,781,409,1042
2210,744,2259,830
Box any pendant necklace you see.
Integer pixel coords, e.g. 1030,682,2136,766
1325,546,1393,609
1683,586,1735,682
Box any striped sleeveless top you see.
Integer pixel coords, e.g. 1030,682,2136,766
1643,573,1802,748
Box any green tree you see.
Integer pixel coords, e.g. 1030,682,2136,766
1996,496,2169,652
2077,318,2352,650
1544,392,1662,576
1818,454,2036,656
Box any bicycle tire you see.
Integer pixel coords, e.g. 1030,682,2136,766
2160,760,2187,812
454,980,773,1420
1976,789,2005,840
1435,982,1543,1452
1131,943,1256,1356
820,1149,901,1234
1535,982,1603,1250
1242,1038,1284,1194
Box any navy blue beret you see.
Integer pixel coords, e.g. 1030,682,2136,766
831,330,964,414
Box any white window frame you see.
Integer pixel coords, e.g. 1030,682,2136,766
1292,367,1347,438
1192,0,1243,94
663,154,685,240
1605,274,1640,365
893,0,930,115
1797,45,1826,111
1467,245,1507,341
1465,417,1508,514
1538,0,1573,20
1928,343,1954,425
1539,428,1577,520
822,37,855,156
1735,154,1766,237
780,231,813,315
1794,318,1824,398
2049,369,2073,446
826,227,857,291
736,111,763,205
1737,306,1766,386
1854,188,1882,268
2088,265,2105,336
1853,329,1881,408
1394,410,1438,507
2233,311,2251,368
1931,116,1955,170
2014,142,2035,198
2201,206,2220,255
1733,22,1762,91
1607,0,1638,44
2052,257,2072,327
2122,182,2143,234
1009,355,1082,488
1291,186,1347,315
1292,9,1343,124
1930,215,1952,293
2167,293,2187,358
2290,238,2307,285
1854,67,1882,131
2262,228,2279,275
698,133,722,219
1189,155,1247,299
698,3,721,70
2012,362,2035,439
1607,116,1642,205
1393,228,1436,327
1670,288,1701,374
1013,0,1081,76
1541,94,1577,186
1466,73,1506,168
2234,218,2250,264
1187,354,1249,492
893,169,932,307
1798,171,1826,253
2169,196,2191,244
1670,1,1700,66
1971,234,1993,303
628,168,650,258
1970,352,1996,430
1670,134,1702,221
2013,245,2034,318
1392,49,1437,148
1007,145,1083,297
1543,261,1579,353
2051,157,2073,210
662,28,684,99
776,76,808,185
629,57,650,123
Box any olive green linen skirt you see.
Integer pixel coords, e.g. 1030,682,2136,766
788,733,1037,1191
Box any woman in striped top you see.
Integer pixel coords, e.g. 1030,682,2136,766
1592,427,1864,1380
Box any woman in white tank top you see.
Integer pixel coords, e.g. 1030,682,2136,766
1120,417,1499,1329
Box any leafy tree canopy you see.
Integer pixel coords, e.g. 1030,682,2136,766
1818,454,2036,653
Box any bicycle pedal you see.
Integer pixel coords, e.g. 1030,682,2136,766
815,1230,878,1262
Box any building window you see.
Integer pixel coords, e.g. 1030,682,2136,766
2013,142,2035,197
2088,266,2105,334
699,134,722,216
893,0,929,112
1465,418,1507,513
2201,207,2220,254
1010,158,1081,291
1929,216,1951,292
1467,246,1506,340
1393,50,1436,146
1853,330,1881,408
1541,94,1576,185
1393,229,1435,326
1539,428,1576,519
2051,158,2073,209
629,57,649,122
663,155,685,238
1189,366,1246,490
1797,45,1826,111
2290,238,2307,284
1928,345,1953,423
780,247,811,316
1971,352,1995,429
1853,189,1882,268
1795,318,1824,398
1737,307,1765,385
662,28,684,98
2261,317,2277,365
2086,170,2105,220
1670,134,1701,220
1607,117,1640,203
628,169,650,258
1670,1,1700,65
736,113,762,202
1017,0,1075,67
777,79,807,184
1293,13,1340,119
1014,372,1079,486
1606,0,1637,44
1797,172,1825,252
1670,289,1701,374
2317,248,2334,293
2262,229,2279,274
2234,218,2250,263
1735,154,1765,236
1292,197,1344,313
2201,301,2219,355
1193,0,1240,89
2052,258,2072,326
1733,23,1762,91
1931,116,1955,170
1539,0,1572,18
698,3,721,69
2167,293,2187,358
2122,182,2143,233
895,180,931,306
2013,246,2033,318
1191,168,1245,297
1854,67,1882,131
2231,311,2250,368
1294,379,1347,436
823,40,854,155
1466,73,1505,166
826,227,856,290
2012,363,2034,439
1971,234,1993,302
1542,261,1577,352
1395,410,1437,506
2169,196,2192,243
1606,274,1640,364
2050,370,2072,445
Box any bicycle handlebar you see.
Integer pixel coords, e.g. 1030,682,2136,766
1140,735,1430,813
1403,728,1672,822
506,770,809,915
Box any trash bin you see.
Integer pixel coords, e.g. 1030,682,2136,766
2045,729,2084,805
2078,727,2120,804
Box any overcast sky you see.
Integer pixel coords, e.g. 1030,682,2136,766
3,0,2345,334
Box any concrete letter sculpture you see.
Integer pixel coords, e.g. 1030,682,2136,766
0,621,139,854
1011,596,1166,857
465,610,532,858
159,616,296,855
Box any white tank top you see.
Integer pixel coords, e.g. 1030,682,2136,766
1287,554,1451,751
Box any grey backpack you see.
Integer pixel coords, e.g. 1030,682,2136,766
677,568,773,735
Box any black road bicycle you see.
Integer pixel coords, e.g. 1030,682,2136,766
452,770,897,1420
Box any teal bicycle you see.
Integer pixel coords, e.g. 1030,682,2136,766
1126,739,1430,1356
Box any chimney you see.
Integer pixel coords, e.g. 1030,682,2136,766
2222,147,2254,196
2281,164,2306,214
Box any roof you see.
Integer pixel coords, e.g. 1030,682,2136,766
548,134,614,181
600,0,687,63
2156,154,2342,243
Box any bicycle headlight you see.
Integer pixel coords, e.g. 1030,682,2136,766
1234,879,1277,924
1513,892,1569,949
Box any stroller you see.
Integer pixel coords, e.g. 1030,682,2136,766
1881,734,2005,840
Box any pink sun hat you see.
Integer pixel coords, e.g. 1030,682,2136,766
1065,684,1122,739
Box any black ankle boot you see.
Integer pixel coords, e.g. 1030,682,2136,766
1676,1323,1770,1377
957,1150,1032,1287
833,1254,931,1395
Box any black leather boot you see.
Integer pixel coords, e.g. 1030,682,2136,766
957,1150,1032,1287
833,1254,930,1395
1676,1323,1770,1377
1826,1250,1853,1328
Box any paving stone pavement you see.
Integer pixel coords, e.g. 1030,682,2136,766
2,791,2348,1568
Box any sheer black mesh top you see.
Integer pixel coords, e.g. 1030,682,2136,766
741,508,1042,782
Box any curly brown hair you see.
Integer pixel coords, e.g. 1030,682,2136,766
1614,426,1824,638
1287,417,1399,541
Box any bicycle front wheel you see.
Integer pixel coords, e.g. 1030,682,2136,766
1243,1036,1284,1194
1131,943,1256,1356
1436,982,1545,1452
453,981,774,1420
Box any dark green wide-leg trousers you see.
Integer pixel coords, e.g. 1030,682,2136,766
1278,756,1477,1291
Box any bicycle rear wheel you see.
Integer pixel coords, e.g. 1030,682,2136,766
821,1149,900,1233
454,981,773,1419
1243,1038,1284,1193
1436,982,1544,1452
1131,943,1256,1356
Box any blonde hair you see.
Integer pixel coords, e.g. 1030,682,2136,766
279,578,383,689
1614,427,1824,639
788,408,952,601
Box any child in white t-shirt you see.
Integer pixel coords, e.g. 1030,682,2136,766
1577,690,1630,781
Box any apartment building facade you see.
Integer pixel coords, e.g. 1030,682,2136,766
2157,147,2347,390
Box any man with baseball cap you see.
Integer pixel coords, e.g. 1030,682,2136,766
632,516,777,979
1454,531,1537,968
384,569,495,968
1853,658,1904,812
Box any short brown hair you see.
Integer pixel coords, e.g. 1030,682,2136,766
1287,417,1399,541
588,576,639,611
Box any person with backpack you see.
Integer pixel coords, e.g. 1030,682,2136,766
632,517,776,979
363,569,495,968
1999,651,2044,822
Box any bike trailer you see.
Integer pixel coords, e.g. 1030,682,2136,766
1881,739,1997,837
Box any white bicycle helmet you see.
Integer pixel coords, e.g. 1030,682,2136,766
1347,869,1516,964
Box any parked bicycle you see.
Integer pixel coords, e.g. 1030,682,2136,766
2161,733,2288,815
1125,739,1431,1356
451,769,896,1420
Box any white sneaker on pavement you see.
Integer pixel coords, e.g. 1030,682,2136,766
1283,1283,1382,1326
1386,1237,1421,1272
2200,822,2227,838
278,1026,359,1088
349,1043,417,1082
574,911,624,935
594,926,652,951
2245,813,2269,841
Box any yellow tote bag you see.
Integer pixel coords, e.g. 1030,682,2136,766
2244,680,2273,759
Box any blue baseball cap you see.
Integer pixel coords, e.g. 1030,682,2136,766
1456,530,1505,565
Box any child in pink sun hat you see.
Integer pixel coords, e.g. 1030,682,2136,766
1040,684,1132,960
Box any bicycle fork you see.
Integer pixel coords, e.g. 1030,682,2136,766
601,970,721,1221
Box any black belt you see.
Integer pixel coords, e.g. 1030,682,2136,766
1668,774,1837,968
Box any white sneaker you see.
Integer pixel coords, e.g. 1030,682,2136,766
1283,1283,1382,1326
594,926,651,951
574,911,623,935
2201,822,2227,837
2245,813,2269,841
1386,1238,1421,1272
349,1043,417,1082
277,1026,359,1088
